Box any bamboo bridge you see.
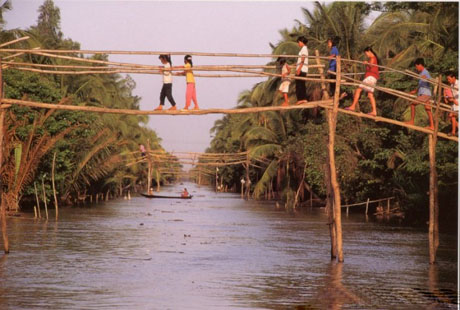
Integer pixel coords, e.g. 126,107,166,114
0,36,457,265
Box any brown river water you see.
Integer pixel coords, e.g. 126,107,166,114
0,182,457,309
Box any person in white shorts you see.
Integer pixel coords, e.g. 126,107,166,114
278,57,291,106
345,47,379,116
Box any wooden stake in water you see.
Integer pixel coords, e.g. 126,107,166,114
52,152,58,220
34,182,41,218
42,176,49,220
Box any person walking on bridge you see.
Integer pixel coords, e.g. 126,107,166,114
295,36,309,105
405,58,434,130
345,47,379,116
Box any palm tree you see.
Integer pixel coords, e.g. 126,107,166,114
367,2,458,68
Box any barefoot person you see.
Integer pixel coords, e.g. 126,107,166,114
445,71,458,136
405,58,434,130
278,57,291,106
345,47,379,116
295,36,309,105
155,54,177,111
182,55,199,110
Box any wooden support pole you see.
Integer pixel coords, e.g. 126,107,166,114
245,155,250,200
156,170,160,192
365,198,370,215
315,49,330,100
42,177,49,220
0,57,8,253
34,182,41,218
328,56,343,262
52,152,58,220
428,75,442,264
146,139,152,194
324,159,337,259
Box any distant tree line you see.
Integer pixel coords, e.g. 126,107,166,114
0,0,179,211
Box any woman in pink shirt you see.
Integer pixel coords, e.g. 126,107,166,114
346,47,380,116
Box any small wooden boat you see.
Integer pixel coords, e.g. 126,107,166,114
140,193,192,199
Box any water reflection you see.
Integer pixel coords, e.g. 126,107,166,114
318,262,363,309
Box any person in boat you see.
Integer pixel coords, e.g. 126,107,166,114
181,188,189,198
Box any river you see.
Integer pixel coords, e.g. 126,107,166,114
0,182,457,309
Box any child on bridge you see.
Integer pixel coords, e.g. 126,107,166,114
181,55,199,110
278,57,291,106
155,54,177,111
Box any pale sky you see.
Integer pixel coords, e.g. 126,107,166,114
5,0,316,154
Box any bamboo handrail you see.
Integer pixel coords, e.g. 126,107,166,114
0,48,331,60
8,65,333,82
342,197,394,208
0,37,30,48
329,105,458,142
2,47,455,90
340,74,454,113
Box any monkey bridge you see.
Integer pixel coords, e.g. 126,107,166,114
0,36,457,265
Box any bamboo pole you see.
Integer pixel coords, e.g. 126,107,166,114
51,152,58,220
34,182,41,219
329,56,343,262
0,36,30,48
428,75,442,264
3,96,457,142
0,192,7,254
340,74,453,112
0,97,328,113
335,106,457,142
42,176,49,220
315,49,329,100
324,158,337,259
0,48,331,60
0,57,9,254
156,170,160,192
3,47,453,90
147,139,152,194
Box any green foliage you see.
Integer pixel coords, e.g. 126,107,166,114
205,1,458,225
1,0,170,210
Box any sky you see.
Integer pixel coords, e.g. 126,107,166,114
4,0,317,154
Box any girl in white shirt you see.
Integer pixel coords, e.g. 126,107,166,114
155,54,177,111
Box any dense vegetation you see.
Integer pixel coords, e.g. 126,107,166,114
203,2,458,228
0,0,179,211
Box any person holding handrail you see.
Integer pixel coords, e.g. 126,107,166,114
445,71,458,136
404,58,434,130
345,47,379,116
